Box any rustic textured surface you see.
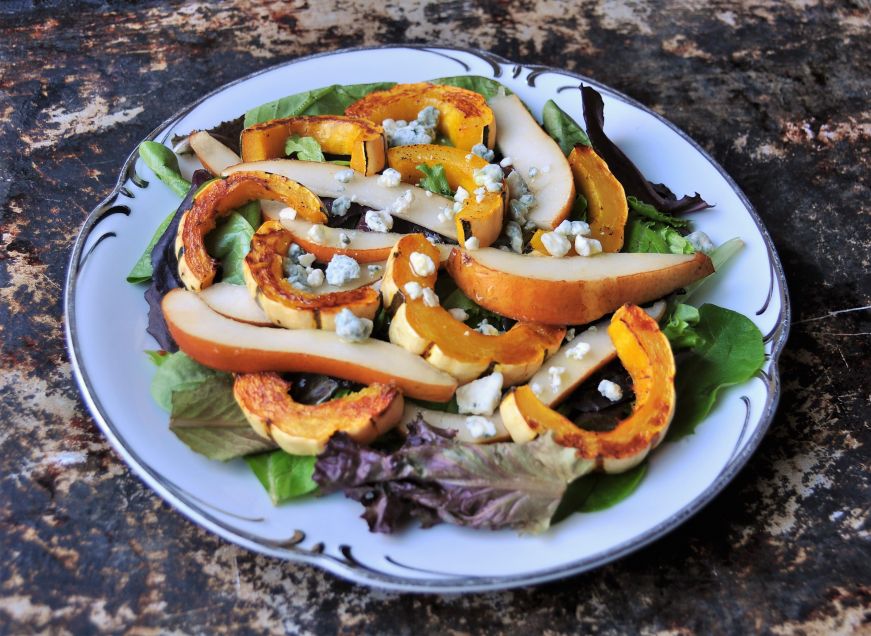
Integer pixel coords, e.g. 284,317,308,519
1,0,869,633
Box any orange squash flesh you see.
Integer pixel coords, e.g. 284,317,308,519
386,145,505,248
241,115,387,175
345,82,497,151
176,171,327,291
243,221,381,330
568,145,628,252
384,234,565,384
234,372,404,455
500,304,676,473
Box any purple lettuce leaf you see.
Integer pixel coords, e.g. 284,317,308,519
314,420,592,534
170,115,245,155
581,86,711,215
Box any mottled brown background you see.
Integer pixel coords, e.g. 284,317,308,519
1,0,869,634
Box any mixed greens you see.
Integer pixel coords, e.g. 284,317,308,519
129,75,764,534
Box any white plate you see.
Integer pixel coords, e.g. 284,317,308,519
65,46,790,593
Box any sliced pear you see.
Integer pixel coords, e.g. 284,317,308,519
224,160,459,240
398,405,511,444
189,131,241,176
240,115,387,176
345,82,496,150
198,282,271,326
446,246,713,325
162,289,457,401
526,301,666,407
243,221,381,330
234,372,403,455
489,93,576,230
500,305,676,473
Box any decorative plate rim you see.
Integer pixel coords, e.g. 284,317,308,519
64,44,791,593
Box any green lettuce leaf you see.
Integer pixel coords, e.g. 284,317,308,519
246,451,318,505
571,193,588,221
624,217,694,254
127,209,175,283
552,462,648,523
144,350,169,366
661,303,704,349
542,99,591,155
669,304,765,439
676,237,744,302
443,288,506,327
204,202,260,285
416,163,453,197
244,82,396,127
431,75,511,99
284,134,325,162
138,141,190,197
151,351,225,412
627,196,690,228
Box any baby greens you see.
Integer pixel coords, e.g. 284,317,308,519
416,163,453,197
542,99,591,155
246,451,318,505
138,141,191,197
284,134,326,162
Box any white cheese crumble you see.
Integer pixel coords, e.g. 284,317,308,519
548,366,565,391
473,163,504,193
330,196,352,217
390,189,414,214
476,319,499,336
465,416,497,439
598,379,623,402
530,383,543,396
297,253,316,268
278,206,297,221
325,254,360,286
421,287,439,307
470,143,495,162
306,268,325,288
464,236,480,250
409,251,436,277
504,221,523,253
335,308,373,343
457,372,504,416
575,236,603,256
528,166,539,179
448,307,469,322
364,210,393,232
377,168,402,188
382,107,440,147
307,224,325,243
541,231,572,257
403,281,423,300
686,230,714,254
334,168,355,184
367,264,383,275
425,190,434,197
499,156,513,168
454,186,469,203
566,341,591,361
565,328,576,342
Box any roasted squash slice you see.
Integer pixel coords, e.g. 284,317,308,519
568,145,628,252
241,115,387,176
345,82,496,151
176,171,327,292
234,372,403,455
385,235,565,384
387,145,505,248
500,304,676,473
243,221,381,330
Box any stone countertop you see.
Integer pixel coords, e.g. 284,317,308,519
1,1,869,633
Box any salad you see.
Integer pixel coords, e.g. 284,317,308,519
130,76,765,534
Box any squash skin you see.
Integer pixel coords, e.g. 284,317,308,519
345,82,497,151
499,304,676,473
384,235,565,384
234,372,404,455
386,145,505,248
241,115,387,175
568,145,628,252
176,171,327,292
243,221,381,330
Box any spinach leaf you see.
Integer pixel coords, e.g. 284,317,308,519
204,202,260,285
571,193,588,221
628,196,690,228
552,463,648,523
284,134,325,162
669,304,765,439
408,395,460,414
661,303,704,349
138,141,190,197
542,99,591,155
127,210,174,283
623,217,694,254
246,451,318,505
416,163,453,197
244,82,396,127
431,75,511,99
443,288,511,329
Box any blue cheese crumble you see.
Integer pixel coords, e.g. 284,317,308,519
382,106,440,147
377,168,402,188
325,254,360,286
334,308,373,343
470,143,495,162
598,379,623,402
457,372,504,416
330,196,352,217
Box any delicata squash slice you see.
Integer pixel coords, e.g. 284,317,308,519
499,304,676,473
568,145,628,252
386,145,505,248
234,372,403,455
243,221,381,330
384,235,565,384
345,82,497,151
176,171,327,291
241,115,387,176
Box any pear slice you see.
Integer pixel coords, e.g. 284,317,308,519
398,405,511,444
162,289,457,401
526,301,666,407
489,93,576,230
234,372,403,455
224,159,459,240
447,246,713,325
198,282,271,326
188,131,241,176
